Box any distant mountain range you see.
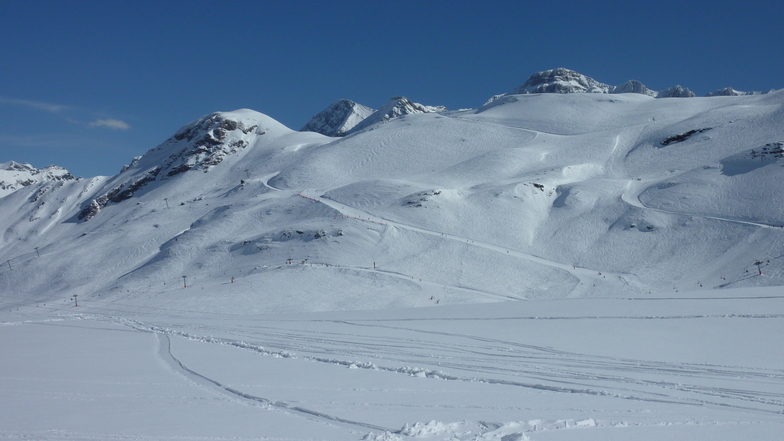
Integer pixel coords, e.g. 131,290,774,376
301,68,776,137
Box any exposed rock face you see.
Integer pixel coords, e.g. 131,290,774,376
78,112,265,221
163,112,260,175
300,99,375,137
658,85,696,98
0,161,76,198
704,87,772,97
345,97,447,135
612,80,657,97
510,68,613,95
487,68,713,103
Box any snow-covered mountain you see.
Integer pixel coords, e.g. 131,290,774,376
657,84,697,97
1,87,783,313
304,70,778,140
300,99,375,136
705,86,774,97
489,68,717,102
0,161,76,198
610,79,657,96
344,96,447,135
4,82,784,441
77,109,284,221
508,68,615,94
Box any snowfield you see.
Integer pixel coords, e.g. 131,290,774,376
1,84,783,439
2,288,783,440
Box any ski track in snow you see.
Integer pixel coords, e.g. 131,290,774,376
154,332,394,433
296,190,615,297
605,127,783,231
622,176,784,230
5,305,783,440
96,309,784,423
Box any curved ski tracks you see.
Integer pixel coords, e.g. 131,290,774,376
156,332,393,433
139,314,784,421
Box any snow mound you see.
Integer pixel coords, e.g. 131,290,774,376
365,421,533,441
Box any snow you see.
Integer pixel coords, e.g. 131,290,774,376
2,287,783,440
0,161,76,198
494,68,705,100
2,86,784,440
301,99,376,136
344,97,447,135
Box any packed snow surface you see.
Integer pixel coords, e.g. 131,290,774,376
2,288,783,440
1,89,784,440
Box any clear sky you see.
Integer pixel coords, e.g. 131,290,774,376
2,0,782,178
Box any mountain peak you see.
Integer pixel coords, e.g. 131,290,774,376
344,96,447,135
512,68,612,95
0,161,76,198
658,85,696,98
613,79,657,96
704,87,773,97
300,99,375,137
491,68,703,102
78,110,283,221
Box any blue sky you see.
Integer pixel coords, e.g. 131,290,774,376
2,0,782,178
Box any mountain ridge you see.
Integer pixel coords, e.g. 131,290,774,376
298,69,776,136
490,67,699,101
1,89,782,313
0,161,76,198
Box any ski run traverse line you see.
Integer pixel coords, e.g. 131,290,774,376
101,315,784,417
621,175,784,230
296,190,618,296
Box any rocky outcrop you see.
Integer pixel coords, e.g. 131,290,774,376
345,97,446,135
0,161,76,198
509,68,613,95
78,112,266,221
612,80,657,97
300,99,375,136
704,87,773,97
658,85,696,98
488,68,705,103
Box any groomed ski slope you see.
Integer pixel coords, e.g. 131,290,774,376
1,91,783,440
